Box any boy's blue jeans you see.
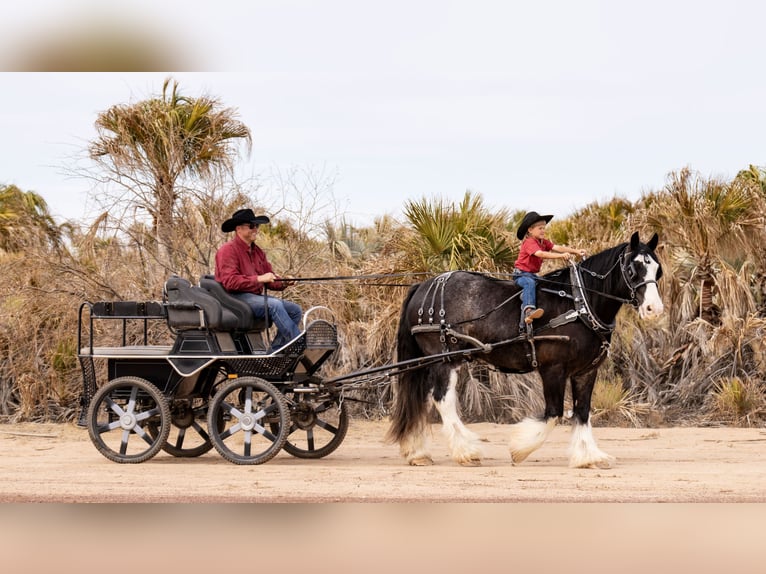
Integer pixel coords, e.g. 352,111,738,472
512,270,538,311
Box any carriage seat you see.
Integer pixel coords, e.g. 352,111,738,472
164,275,239,331
199,274,270,332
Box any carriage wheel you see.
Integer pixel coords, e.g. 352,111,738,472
147,398,223,458
87,376,170,464
271,388,349,459
206,376,289,465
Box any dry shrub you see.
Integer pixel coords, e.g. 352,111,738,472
707,376,766,426
591,376,652,427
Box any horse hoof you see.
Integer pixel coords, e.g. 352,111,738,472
458,458,482,467
408,456,434,466
510,449,531,465
570,455,615,469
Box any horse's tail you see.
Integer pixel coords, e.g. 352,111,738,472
386,282,431,445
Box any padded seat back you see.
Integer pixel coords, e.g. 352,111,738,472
199,275,269,332
165,275,238,331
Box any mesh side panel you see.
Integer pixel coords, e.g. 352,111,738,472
77,356,97,427
305,320,338,347
226,357,297,378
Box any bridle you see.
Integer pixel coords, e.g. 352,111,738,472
576,247,660,309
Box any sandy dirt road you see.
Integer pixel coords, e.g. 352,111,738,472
2,419,765,502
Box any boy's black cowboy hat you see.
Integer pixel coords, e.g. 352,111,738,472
221,208,270,232
516,211,553,240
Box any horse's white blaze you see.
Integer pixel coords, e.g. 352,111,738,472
433,369,482,465
508,417,556,464
636,254,664,319
568,420,615,469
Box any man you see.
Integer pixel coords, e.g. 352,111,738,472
215,208,302,351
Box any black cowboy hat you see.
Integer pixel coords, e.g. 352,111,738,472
221,208,270,232
516,211,554,240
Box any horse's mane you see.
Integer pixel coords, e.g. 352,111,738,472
579,242,628,274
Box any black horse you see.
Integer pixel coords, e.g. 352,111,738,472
387,232,663,468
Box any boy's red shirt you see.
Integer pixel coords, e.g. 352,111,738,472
514,237,554,273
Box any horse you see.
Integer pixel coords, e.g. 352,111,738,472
387,232,663,468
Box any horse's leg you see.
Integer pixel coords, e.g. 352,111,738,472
396,364,442,466
399,415,434,466
569,369,615,469
432,367,483,466
508,364,565,464
397,380,434,466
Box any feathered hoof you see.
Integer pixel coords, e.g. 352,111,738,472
408,456,434,466
569,454,616,469
457,457,482,467
510,449,532,465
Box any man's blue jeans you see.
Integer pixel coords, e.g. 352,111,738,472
512,270,538,311
232,292,302,350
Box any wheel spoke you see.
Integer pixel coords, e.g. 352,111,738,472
173,427,187,449
97,420,122,434
104,397,126,418
135,406,162,423
244,388,253,414
306,428,315,451
244,430,252,456
126,385,139,413
191,420,210,441
120,430,130,455
315,418,339,434
220,423,241,440
224,403,243,419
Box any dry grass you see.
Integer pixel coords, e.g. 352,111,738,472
708,376,766,426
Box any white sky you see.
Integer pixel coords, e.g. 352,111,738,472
2,1,766,226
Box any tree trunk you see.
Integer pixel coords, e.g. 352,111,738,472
155,177,176,273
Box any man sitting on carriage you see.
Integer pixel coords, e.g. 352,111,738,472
215,208,302,351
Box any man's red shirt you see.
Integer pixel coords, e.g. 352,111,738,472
215,235,287,293
514,237,554,273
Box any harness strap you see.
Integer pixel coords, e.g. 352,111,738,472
569,262,615,333
411,324,492,353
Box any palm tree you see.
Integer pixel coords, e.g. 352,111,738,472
639,168,766,323
735,164,766,196
398,191,515,272
88,77,252,270
0,184,62,252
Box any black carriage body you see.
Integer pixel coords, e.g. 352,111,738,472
77,275,344,465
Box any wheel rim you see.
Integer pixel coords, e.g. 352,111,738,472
272,390,349,459
87,376,170,464
207,377,289,465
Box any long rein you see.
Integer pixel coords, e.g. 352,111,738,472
281,252,652,329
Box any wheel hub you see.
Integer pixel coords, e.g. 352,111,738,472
292,403,318,430
240,414,256,431
120,413,137,430
170,401,195,428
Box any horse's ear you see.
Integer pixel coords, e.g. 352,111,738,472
629,231,640,251
647,233,659,251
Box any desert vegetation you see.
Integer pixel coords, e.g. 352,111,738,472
2,79,765,427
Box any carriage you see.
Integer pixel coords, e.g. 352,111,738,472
77,274,348,465
78,232,663,468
